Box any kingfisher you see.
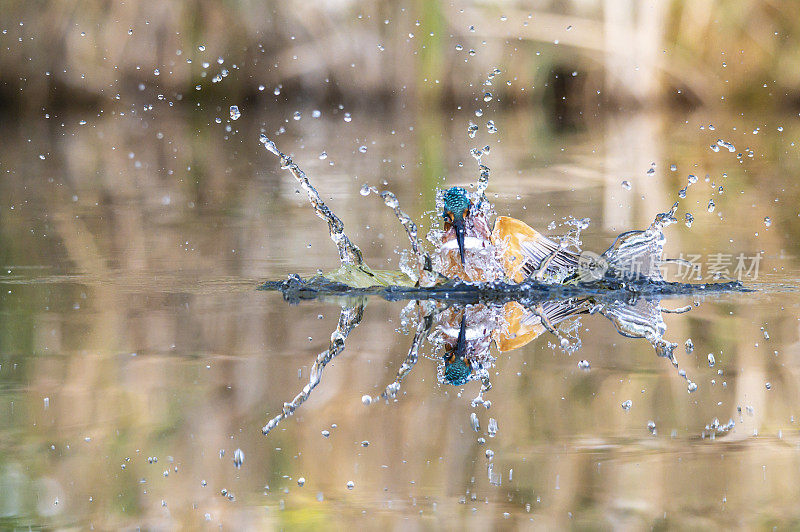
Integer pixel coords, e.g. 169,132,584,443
439,186,581,283
439,300,593,386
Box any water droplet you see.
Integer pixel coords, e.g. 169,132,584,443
312,110,321,118
766,382,772,390
274,87,281,96
647,421,657,435
455,44,463,51
483,92,493,102
577,359,590,370
233,448,244,468
487,418,498,437
229,105,241,120
198,45,206,51
293,111,301,121
710,144,720,152
485,449,494,460
687,174,698,184
764,216,772,227
343,113,352,123
566,25,573,31
359,184,371,196
670,164,677,171
319,151,327,160
621,400,632,411
688,382,698,392
475,109,483,117
346,481,355,490
470,412,480,432
685,338,694,353
358,145,367,153
684,213,694,228
621,180,631,190
321,430,330,438
297,477,305,486
707,199,715,213
708,353,716,367
361,394,372,405
128,28,133,35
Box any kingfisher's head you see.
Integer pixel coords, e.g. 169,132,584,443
441,314,472,386
442,187,471,264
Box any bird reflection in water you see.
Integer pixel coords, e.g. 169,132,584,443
262,292,691,435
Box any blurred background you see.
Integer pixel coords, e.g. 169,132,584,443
2,0,800,529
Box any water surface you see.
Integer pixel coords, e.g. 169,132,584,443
1,106,800,528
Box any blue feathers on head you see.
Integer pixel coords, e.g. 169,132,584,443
443,358,471,386
443,187,470,221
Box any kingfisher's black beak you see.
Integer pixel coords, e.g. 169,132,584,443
453,217,466,264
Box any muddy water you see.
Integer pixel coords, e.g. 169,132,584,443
1,106,799,528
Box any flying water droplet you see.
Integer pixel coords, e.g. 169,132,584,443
233,448,244,468
487,418,498,437
577,360,590,370
647,421,657,435
707,199,715,213
470,412,480,432
293,111,301,121
483,92,493,102
346,481,355,490
685,338,694,353
708,353,715,367
764,216,772,227
684,213,693,228
621,400,632,411
229,105,241,120
621,180,631,190
359,184,371,196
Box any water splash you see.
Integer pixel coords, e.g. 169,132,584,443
262,303,364,435
260,134,363,266
361,186,438,286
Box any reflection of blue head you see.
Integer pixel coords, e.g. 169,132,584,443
441,314,471,385
442,187,471,264
443,357,471,386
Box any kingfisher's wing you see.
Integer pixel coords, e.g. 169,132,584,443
494,299,591,352
491,216,580,282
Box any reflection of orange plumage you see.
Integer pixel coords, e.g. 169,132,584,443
493,302,547,352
